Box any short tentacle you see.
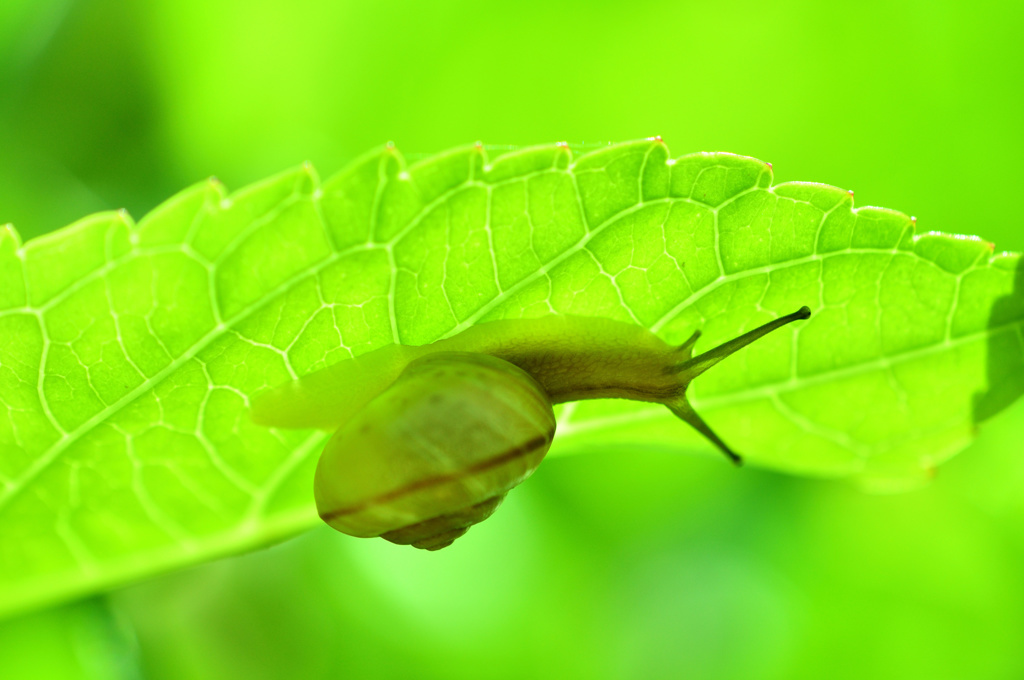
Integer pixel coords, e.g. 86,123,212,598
676,329,702,359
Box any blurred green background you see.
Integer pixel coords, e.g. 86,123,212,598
2,0,1024,678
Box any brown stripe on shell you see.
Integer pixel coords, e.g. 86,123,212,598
319,428,555,524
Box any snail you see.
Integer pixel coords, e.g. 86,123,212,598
252,307,811,550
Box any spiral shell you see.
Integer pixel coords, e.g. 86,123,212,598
313,352,556,550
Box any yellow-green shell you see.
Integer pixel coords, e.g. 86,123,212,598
313,352,556,544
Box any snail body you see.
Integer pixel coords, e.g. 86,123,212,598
253,308,811,549
251,315,698,431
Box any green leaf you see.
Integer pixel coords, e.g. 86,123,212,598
1,139,1022,619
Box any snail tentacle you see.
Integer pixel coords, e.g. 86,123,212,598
666,397,742,466
670,306,811,380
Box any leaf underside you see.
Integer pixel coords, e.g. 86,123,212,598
0,139,1022,619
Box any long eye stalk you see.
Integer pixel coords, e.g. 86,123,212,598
669,306,811,465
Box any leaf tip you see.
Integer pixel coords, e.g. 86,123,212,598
0,223,21,250
300,161,321,191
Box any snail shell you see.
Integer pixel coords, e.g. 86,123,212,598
314,352,556,550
